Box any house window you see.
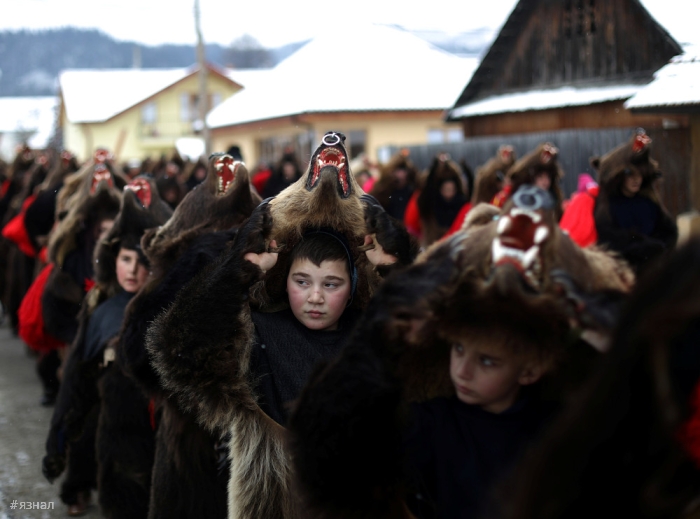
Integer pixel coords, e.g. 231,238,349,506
564,0,596,38
428,129,445,144
347,130,366,159
447,129,464,143
212,92,222,108
141,102,157,124
180,93,191,122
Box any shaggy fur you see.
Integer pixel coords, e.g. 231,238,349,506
505,143,565,220
286,191,634,518
369,150,419,213
119,156,258,519
472,145,515,205
415,155,467,247
147,134,418,519
592,131,678,271
491,239,700,519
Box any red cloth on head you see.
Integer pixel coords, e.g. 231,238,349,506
18,263,65,353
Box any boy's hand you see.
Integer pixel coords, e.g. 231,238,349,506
363,235,397,266
244,240,279,273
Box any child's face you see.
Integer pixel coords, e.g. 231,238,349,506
622,168,643,197
116,248,149,293
287,258,352,331
449,340,542,414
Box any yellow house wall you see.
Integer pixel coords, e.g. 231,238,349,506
65,73,240,162
211,113,461,167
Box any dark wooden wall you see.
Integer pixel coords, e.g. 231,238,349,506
460,102,688,137
387,126,691,216
483,0,680,95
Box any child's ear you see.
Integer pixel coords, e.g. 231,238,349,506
518,363,545,386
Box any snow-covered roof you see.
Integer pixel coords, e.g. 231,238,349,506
60,65,244,124
0,96,58,148
448,84,643,119
207,24,477,128
624,46,700,110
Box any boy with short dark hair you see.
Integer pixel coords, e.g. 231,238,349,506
406,327,557,519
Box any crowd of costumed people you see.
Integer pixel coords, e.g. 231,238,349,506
1,128,698,519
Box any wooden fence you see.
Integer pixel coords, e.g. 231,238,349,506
387,127,691,216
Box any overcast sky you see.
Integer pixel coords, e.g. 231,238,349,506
0,0,696,48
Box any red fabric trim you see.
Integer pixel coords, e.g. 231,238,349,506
678,379,700,468
148,399,157,431
251,169,271,195
18,263,65,353
1,195,38,257
403,191,421,237
491,184,512,208
444,202,473,238
84,278,95,293
0,179,10,198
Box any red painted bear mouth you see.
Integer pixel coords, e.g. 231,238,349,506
125,177,152,208
90,164,114,194
309,146,350,198
214,155,239,196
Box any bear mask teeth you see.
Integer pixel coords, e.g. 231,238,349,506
309,147,349,198
124,177,152,208
214,156,238,196
491,208,550,288
90,164,114,194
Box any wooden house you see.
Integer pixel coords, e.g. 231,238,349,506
446,0,690,214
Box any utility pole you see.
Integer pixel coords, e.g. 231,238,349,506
194,0,211,156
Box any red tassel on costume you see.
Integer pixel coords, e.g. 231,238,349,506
18,263,65,353
559,186,599,247
444,202,473,238
84,278,95,293
492,184,513,208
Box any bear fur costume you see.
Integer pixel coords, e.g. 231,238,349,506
414,154,468,247
471,145,515,205
286,186,634,519
146,132,418,519
489,238,700,519
592,130,678,271
117,155,260,519
42,154,124,346
370,149,419,220
43,175,170,512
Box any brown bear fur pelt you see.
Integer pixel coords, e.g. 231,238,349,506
118,155,259,519
471,145,515,205
592,130,678,271
369,149,418,217
146,132,418,519
489,238,700,519
415,154,468,247
505,143,565,221
286,186,634,518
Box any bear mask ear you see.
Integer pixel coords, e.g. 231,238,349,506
589,157,601,171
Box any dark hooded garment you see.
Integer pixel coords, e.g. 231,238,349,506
250,308,359,426
83,290,134,361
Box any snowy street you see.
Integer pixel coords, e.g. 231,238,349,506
0,325,100,519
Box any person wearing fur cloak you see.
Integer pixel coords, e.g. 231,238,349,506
593,129,677,271
115,154,259,519
370,149,419,221
403,154,469,247
42,175,171,517
492,143,565,221
445,145,515,237
146,131,418,519
285,187,634,519
486,237,700,519
262,149,303,198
